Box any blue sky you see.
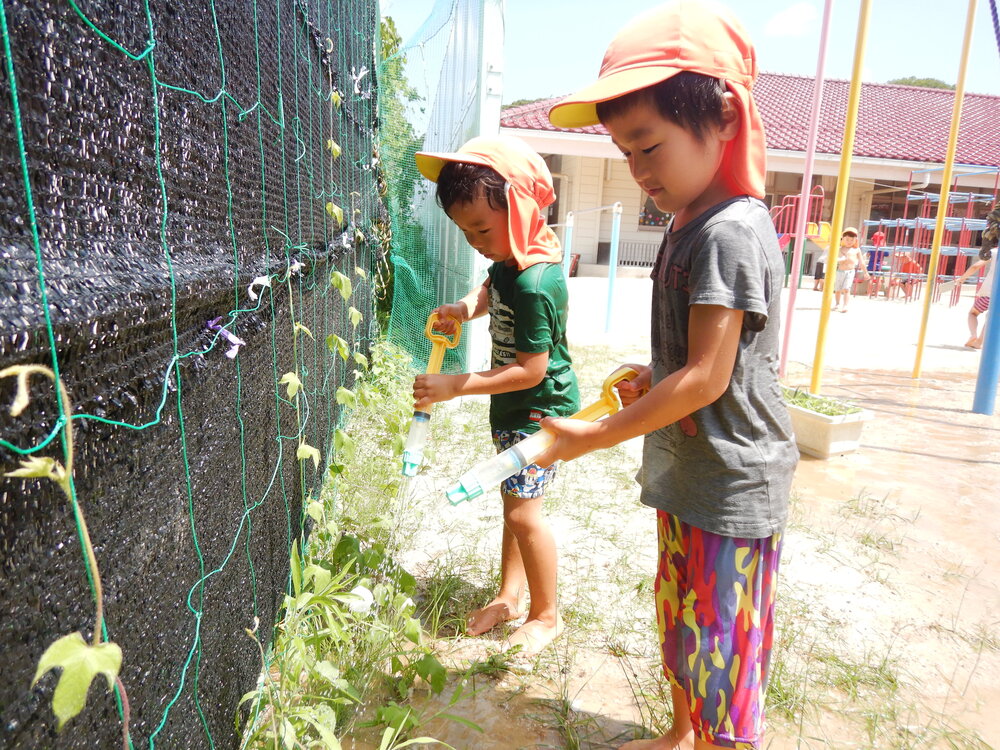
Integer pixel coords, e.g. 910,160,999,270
382,0,1000,102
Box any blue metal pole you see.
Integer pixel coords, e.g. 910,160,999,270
972,257,1000,414
561,212,575,278
604,202,623,333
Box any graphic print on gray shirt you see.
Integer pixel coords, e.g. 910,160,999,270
638,197,799,538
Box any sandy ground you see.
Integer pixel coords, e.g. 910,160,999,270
356,278,1000,749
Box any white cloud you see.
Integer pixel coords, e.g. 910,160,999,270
764,2,819,37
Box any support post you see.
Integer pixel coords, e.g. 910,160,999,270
605,202,623,333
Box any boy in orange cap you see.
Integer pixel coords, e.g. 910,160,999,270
411,135,580,655
541,3,798,748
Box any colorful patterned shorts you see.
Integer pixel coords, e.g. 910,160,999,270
655,511,783,749
973,295,990,313
491,429,557,499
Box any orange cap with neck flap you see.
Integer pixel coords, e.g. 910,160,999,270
548,1,766,200
415,135,563,270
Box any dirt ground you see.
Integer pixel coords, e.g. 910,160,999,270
378,279,999,749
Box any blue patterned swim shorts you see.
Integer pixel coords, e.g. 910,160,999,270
491,429,558,499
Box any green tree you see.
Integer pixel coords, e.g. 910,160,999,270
887,76,955,90
504,96,552,108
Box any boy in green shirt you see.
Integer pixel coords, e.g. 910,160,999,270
412,135,579,655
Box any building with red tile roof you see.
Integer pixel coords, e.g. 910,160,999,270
498,74,1000,273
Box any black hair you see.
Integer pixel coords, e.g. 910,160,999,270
436,161,508,214
595,71,727,140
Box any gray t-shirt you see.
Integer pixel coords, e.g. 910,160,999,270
638,197,798,538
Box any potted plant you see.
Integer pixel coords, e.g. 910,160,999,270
782,386,874,459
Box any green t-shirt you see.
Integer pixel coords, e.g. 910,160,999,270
485,261,580,432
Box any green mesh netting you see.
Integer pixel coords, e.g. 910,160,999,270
377,0,488,372
0,0,381,746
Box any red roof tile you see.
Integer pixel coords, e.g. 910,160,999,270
500,73,1000,167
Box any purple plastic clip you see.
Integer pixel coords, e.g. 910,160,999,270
206,317,246,359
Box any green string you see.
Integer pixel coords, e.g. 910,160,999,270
3,0,379,745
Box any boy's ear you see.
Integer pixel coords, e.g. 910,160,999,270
718,92,741,143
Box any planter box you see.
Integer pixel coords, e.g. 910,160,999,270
787,403,874,459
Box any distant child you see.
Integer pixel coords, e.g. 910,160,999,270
949,205,997,348
543,3,798,749
833,227,867,312
411,135,580,655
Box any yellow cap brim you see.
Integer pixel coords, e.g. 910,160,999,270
414,150,492,182
548,65,683,129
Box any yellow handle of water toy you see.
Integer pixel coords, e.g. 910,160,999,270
569,365,640,422
424,312,462,375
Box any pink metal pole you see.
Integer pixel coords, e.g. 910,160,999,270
779,0,835,377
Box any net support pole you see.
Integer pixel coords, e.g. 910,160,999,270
562,211,575,278
810,0,871,395
912,0,976,379
779,0,833,378
604,202,623,333
972,261,1000,414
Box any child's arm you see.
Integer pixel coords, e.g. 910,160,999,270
954,259,986,284
535,304,743,465
413,349,549,410
431,283,489,335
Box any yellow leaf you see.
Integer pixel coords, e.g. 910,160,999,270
297,442,320,469
278,372,302,399
326,139,342,160
325,202,344,227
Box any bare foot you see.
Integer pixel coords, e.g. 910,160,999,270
503,614,564,656
619,726,694,750
465,597,524,636
965,337,982,349
619,728,694,749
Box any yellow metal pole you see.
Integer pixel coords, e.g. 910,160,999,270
913,0,977,379
810,0,872,395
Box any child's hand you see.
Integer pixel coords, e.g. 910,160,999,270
614,364,652,407
534,417,606,468
430,303,465,335
413,373,460,410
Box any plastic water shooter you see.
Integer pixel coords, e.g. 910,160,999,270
401,312,462,477
445,365,639,504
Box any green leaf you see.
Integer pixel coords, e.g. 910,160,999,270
297,442,320,469
334,429,355,464
280,717,297,748
402,617,422,646
326,334,349,361
348,307,363,329
353,352,368,371
293,322,314,340
335,387,357,409
306,501,324,523
330,271,352,301
414,653,446,694
354,266,367,280
32,633,122,730
325,202,344,227
326,139,342,160
279,372,302,399
290,542,302,597
298,704,341,748
6,456,66,484
304,564,331,593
